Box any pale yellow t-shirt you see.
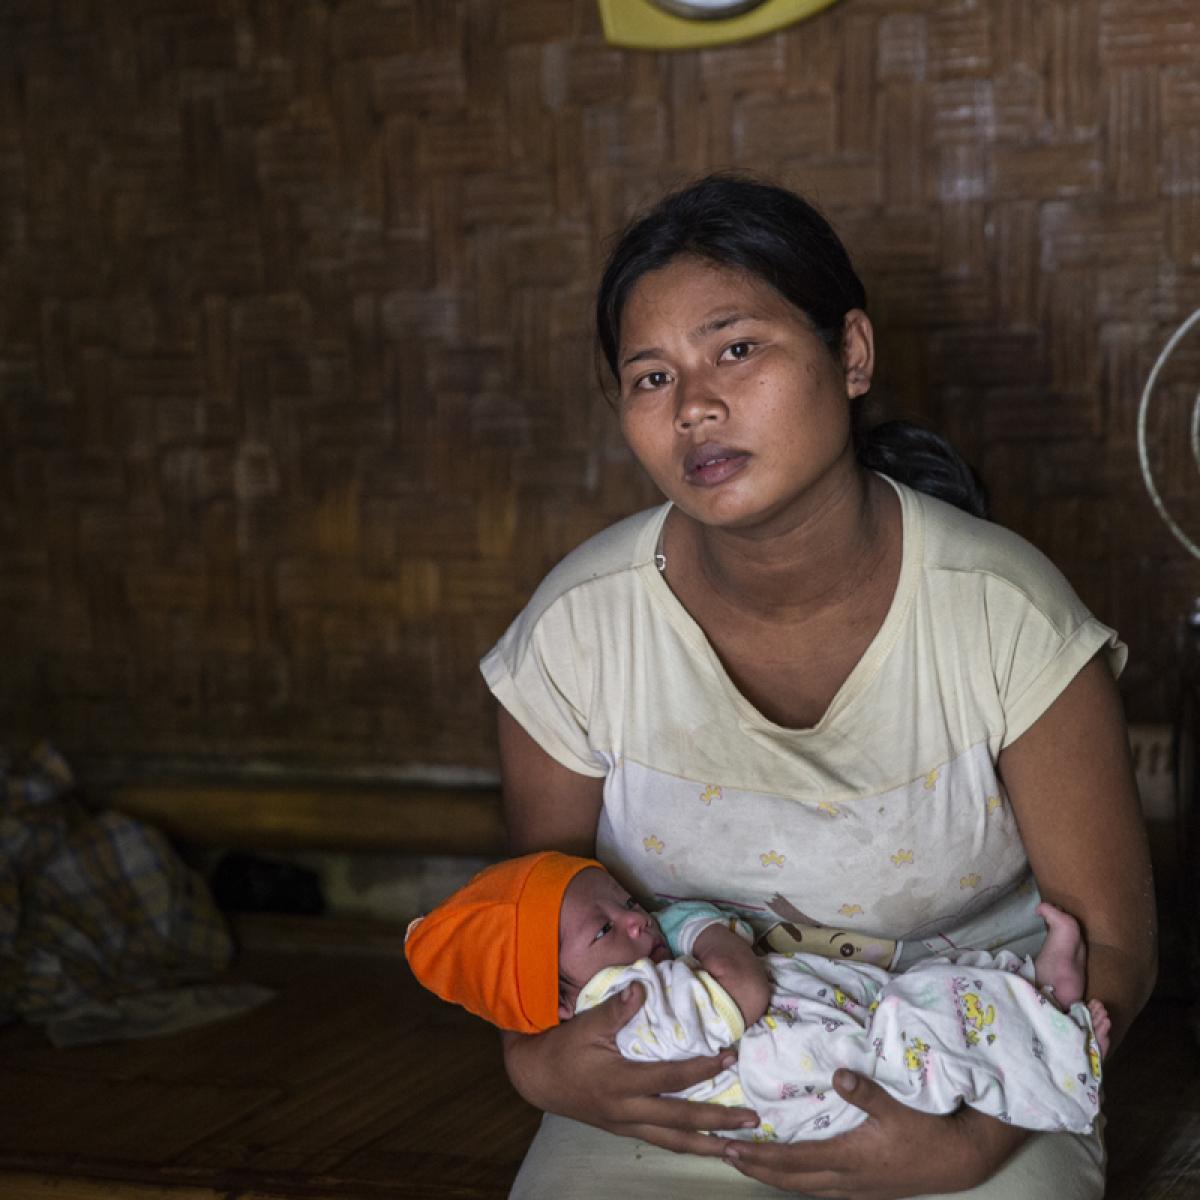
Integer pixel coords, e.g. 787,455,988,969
481,479,1125,969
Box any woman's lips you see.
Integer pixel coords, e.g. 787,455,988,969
684,444,750,487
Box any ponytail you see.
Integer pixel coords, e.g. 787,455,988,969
855,421,988,519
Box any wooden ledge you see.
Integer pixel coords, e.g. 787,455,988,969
103,779,506,856
229,912,412,956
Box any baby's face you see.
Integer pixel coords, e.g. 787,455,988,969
557,869,669,1018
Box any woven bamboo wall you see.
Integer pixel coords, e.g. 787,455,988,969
0,0,1198,771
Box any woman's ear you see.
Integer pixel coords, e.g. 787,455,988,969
841,309,875,400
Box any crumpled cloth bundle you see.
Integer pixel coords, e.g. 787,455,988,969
0,743,272,1046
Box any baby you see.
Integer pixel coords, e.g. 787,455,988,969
405,852,1109,1140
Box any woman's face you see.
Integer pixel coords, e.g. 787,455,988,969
615,255,873,532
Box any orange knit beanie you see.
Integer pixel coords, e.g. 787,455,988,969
404,851,602,1034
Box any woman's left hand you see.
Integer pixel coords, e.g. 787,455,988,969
722,1069,1027,1199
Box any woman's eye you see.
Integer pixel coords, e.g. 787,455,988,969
635,370,671,391
721,341,754,362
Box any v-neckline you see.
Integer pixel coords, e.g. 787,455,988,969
640,475,922,737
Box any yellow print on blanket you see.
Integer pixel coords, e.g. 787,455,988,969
962,993,996,1046
765,1002,796,1028
952,975,997,1048
833,988,857,1014
904,1036,931,1080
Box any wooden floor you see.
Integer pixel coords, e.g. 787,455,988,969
1,923,1197,1200
0,924,542,1200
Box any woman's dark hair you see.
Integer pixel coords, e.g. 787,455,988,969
595,173,987,519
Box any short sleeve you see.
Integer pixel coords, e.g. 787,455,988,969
657,900,755,958
983,570,1127,750
481,597,607,778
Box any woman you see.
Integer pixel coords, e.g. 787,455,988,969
480,174,1156,1198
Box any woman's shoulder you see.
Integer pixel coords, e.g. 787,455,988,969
901,483,1125,742
518,503,668,627
487,499,672,667
906,483,1078,610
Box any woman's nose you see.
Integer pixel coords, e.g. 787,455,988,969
673,372,725,432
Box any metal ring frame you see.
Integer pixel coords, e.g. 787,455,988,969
1137,307,1200,561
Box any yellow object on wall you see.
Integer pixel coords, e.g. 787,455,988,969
598,0,841,50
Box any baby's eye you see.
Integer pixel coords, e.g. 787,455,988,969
592,920,613,942
720,341,754,362
624,896,639,910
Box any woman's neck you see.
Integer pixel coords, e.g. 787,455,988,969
678,468,895,625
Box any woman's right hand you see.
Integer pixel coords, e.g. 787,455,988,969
503,982,760,1155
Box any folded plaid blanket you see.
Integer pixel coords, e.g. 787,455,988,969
0,743,270,1045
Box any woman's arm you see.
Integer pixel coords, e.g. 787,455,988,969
497,705,759,1152
997,652,1158,1050
724,653,1155,1197
498,704,605,856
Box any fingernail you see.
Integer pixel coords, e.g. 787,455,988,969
835,1068,857,1090
740,1118,759,1128
720,1053,737,1069
620,985,633,1001
725,1147,741,1163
